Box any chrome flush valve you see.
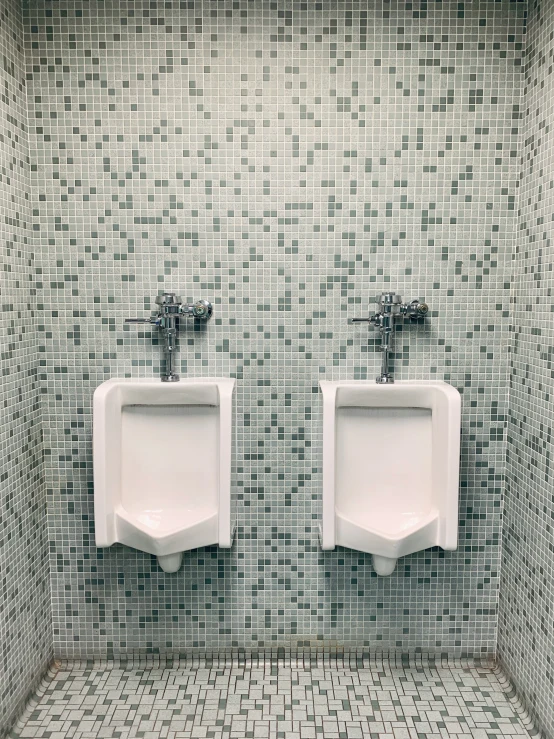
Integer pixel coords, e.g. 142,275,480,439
126,292,213,382
349,292,428,384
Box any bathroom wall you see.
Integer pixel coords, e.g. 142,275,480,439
0,0,51,733
25,0,524,658
499,0,554,736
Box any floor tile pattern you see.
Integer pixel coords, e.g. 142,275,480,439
12,661,535,739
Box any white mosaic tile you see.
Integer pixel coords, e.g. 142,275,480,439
499,0,554,737
10,659,537,739
0,0,52,734
4,1,554,738
22,0,524,661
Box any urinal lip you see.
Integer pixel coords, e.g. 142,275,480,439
94,377,236,398
319,379,460,393
320,379,461,409
97,377,234,383
336,508,439,542
116,505,218,539
320,379,454,384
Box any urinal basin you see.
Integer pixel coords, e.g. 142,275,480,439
319,381,461,573
116,505,218,556
94,378,235,571
123,505,217,535
336,508,439,559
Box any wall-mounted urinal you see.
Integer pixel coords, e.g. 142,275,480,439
94,378,235,572
320,381,461,576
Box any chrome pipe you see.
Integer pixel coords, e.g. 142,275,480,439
126,293,213,382
349,292,428,384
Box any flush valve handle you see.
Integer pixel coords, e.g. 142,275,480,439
125,317,161,325
193,300,213,319
402,300,428,320
348,314,381,326
179,299,213,319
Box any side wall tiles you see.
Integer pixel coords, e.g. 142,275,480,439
24,0,524,659
0,0,51,734
500,0,554,736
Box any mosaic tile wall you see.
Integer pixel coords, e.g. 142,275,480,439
24,0,525,659
499,0,554,737
0,0,51,734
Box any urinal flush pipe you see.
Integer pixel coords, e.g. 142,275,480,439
349,292,429,384
162,323,179,383
125,292,213,382
377,313,394,385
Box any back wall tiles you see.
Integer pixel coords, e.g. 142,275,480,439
24,0,524,658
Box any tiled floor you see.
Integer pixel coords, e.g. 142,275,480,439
11,659,535,739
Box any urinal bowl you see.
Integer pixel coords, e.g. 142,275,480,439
94,378,235,572
320,381,461,575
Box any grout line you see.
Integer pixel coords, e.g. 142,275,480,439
494,663,549,739
7,660,61,739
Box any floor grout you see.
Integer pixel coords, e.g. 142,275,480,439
9,657,540,739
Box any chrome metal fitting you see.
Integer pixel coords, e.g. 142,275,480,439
126,292,213,382
349,291,429,384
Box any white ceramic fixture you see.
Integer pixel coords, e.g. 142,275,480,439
319,381,461,576
94,378,235,572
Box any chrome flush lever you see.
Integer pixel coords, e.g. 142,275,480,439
126,292,213,382
124,317,161,325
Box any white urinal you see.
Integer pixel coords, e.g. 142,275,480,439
320,381,461,576
94,378,235,572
